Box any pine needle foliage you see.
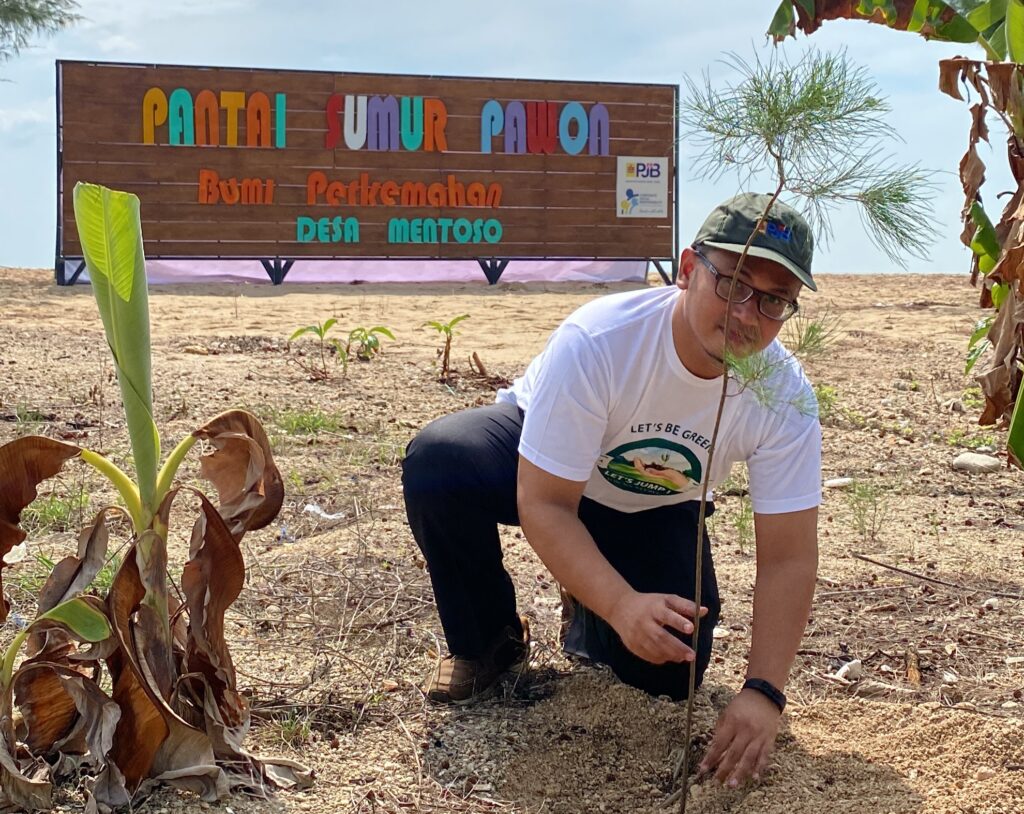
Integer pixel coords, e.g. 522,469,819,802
0,0,79,62
679,48,936,263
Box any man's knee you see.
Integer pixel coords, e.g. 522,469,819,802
402,416,485,497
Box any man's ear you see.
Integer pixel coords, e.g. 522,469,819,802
677,247,698,292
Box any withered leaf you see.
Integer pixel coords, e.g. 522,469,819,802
0,437,80,623
14,665,79,755
192,410,283,539
976,285,1024,423
14,596,114,756
37,508,119,616
0,742,51,812
150,723,228,803
986,63,1023,123
959,144,986,203
89,761,130,811
178,495,311,789
52,674,121,763
939,58,967,102
969,103,989,145
105,545,169,788
105,543,214,793
182,494,246,739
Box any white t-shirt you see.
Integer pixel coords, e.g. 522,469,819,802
496,286,821,514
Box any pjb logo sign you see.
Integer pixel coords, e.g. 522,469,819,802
630,161,663,179
627,162,661,179
617,156,669,218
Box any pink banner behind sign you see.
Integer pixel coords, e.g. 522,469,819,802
125,259,649,285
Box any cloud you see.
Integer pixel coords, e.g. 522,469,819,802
0,97,53,134
0,0,994,272
96,34,138,55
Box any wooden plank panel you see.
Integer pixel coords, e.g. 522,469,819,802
58,180,673,212
61,62,674,106
59,90,674,121
58,60,675,264
71,195,668,221
60,163,630,195
61,239,671,261
61,210,670,241
60,196,673,230
59,114,675,152
61,143,645,173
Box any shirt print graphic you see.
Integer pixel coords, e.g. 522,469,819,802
597,439,704,496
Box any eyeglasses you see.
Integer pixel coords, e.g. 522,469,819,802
692,248,799,322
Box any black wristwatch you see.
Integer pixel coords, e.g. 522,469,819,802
742,678,786,713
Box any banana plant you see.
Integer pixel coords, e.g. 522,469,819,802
769,0,1024,461
0,183,310,811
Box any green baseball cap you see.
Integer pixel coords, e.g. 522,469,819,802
694,193,816,291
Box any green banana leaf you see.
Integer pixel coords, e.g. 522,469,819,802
1,597,112,687
1007,0,1024,60
769,0,1004,55
968,0,1009,33
1009,379,1024,468
72,183,160,516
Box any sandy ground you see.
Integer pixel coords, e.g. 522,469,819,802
0,266,1022,813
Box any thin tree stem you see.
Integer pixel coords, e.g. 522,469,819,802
678,179,785,814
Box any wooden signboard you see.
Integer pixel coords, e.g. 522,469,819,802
57,61,677,283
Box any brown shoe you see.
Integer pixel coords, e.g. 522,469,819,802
426,617,530,704
558,585,577,648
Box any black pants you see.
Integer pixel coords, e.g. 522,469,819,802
401,402,721,700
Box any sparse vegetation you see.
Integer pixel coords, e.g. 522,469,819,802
946,428,996,450
732,494,754,553
20,489,88,533
783,305,841,361
275,712,313,748
271,407,345,437
962,386,985,410
814,384,838,422
13,404,49,437
2,256,1021,814
845,481,891,544
288,322,394,377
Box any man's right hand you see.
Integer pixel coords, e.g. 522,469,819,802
608,591,708,664
518,459,708,667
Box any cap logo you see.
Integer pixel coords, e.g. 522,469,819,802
758,218,792,242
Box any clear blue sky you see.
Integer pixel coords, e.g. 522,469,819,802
0,0,1001,273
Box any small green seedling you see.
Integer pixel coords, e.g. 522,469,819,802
346,326,395,362
965,314,994,375
845,481,891,544
814,384,838,422
424,314,470,382
289,318,347,379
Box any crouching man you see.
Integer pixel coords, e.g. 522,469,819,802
402,193,821,787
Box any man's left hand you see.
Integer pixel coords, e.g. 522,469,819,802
698,689,781,787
